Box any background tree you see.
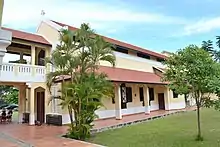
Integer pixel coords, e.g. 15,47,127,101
0,85,11,97
202,37,220,62
201,40,213,54
0,86,18,104
46,23,115,140
163,45,220,141
3,87,18,104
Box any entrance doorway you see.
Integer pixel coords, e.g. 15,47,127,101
36,91,45,123
120,83,127,109
158,93,165,110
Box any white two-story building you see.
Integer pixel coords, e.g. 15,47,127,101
0,19,186,125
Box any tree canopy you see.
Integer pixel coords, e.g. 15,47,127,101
163,45,220,141
0,86,18,104
163,45,220,95
201,36,220,62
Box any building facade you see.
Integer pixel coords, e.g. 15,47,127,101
0,19,186,125
37,20,186,124
0,27,52,125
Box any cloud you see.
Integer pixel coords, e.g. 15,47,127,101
2,0,185,33
182,17,220,36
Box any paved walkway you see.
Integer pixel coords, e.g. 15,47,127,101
94,109,184,129
92,107,195,133
0,108,195,147
0,124,100,147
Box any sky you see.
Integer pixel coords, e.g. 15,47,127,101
3,0,220,61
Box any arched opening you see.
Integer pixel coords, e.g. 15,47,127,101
37,49,45,66
35,87,45,123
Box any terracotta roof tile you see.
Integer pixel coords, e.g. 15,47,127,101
2,27,51,46
52,21,166,59
99,66,167,84
55,66,167,84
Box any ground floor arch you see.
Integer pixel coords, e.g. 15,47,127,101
35,87,45,123
0,82,51,125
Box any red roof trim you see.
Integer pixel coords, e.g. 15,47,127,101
2,27,52,46
99,66,167,84
52,20,166,59
55,66,167,85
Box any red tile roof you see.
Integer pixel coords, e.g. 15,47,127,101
55,66,167,84
99,66,167,84
52,21,166,59
2,27,51,46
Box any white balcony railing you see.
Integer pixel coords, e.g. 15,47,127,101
0,63,46,83
0,52,164,83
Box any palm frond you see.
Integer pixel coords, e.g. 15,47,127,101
216,36,220,48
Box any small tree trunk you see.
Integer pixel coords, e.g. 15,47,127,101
68,105,74,130
196,104,203,141
74,109,78,126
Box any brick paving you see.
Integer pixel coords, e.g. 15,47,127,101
94,109,176,129
0,124,101,147
0,108,195,147
0,138,19,147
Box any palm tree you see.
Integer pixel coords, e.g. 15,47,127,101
216,36,220,48
46,23,116,140
89,35,116,71
214,36,220,62
201,40,213,53
46,28,78,129
202,37,220,62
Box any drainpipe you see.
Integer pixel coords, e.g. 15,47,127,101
0,0,12,68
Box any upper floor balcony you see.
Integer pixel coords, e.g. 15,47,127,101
0,63,46,83
0,27,52,83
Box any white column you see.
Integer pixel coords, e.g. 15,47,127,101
31,45,36,65
115,83,122,120
45,87,51,120
0,0,4,27
144,85,150,114
165,87,171,110
45,47,51,73
0,30,11,65
0,0,12,67
22,87,26,113
25,88,29,112
18,86,26,123
20,52,23,60
29,87,35,125
18,87,23,123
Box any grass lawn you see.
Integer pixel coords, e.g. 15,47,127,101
90,108,220,147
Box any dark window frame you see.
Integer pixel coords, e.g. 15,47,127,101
156,58,165,62
112,97,115,104
126,87,132,102
149,88,154,101
137,52,150,59
173,90,178,98
139,87,144,101
93,98,100,102
114,46,128,54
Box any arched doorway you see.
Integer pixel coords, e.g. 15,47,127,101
35,87,45,123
